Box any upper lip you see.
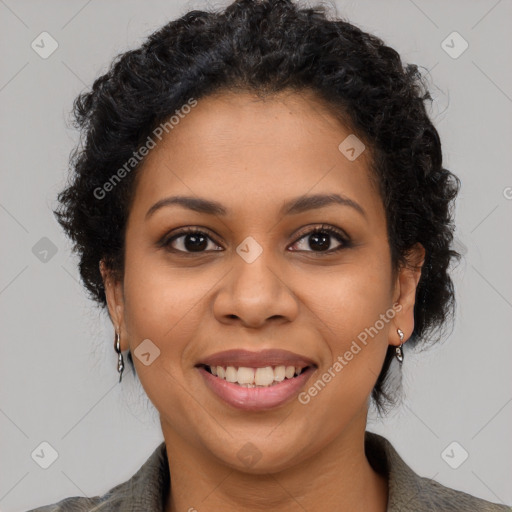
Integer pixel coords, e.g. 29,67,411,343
197,349,317,369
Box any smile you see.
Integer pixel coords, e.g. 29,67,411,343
196,349,317,411
202,364,308,387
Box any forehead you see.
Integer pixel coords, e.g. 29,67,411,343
129,90,383,223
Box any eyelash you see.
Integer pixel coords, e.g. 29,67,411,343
159,224,350,256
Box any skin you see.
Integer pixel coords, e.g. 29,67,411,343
101,89,424,512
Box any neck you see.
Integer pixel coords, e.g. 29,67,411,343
162,410,388,512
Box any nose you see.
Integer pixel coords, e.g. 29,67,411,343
212,246,299,329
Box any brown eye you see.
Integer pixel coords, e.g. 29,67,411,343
160,225,350,255
162,228,222,253
289,225,349,253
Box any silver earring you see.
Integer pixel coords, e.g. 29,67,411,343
395,328,404,363
114,331,124,383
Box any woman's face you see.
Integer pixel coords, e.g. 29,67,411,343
102,90,423,473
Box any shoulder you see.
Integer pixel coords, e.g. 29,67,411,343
365,431,511,512
24,485,133,512
25,441,169,512
24,496,103,512
411,473,511,512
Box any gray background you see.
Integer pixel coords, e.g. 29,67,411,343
1,0,511,510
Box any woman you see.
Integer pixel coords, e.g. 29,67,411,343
28,0,510,510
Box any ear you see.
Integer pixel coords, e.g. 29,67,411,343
390,242,425,347
99,259,129,352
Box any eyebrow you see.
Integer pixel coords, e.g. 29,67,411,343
145,193,367,220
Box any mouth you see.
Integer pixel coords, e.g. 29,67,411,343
195,349,317,410
198,363,311,387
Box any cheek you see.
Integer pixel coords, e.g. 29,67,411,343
124,244,198,343
121,247,184,355
299,279,392,435
305,246,393,343
121,245,219,362
120,248,198,411
302,246,393,400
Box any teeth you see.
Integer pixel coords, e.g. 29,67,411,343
225,366,237,383
237,367,255,384
206,364,307,387
274,365,286,382
285,366,295,379
255,367,274,386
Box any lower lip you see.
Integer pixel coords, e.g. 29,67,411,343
197,366,316,411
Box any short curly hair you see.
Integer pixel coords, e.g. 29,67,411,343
54,0,461,413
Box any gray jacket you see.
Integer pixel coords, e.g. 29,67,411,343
27,432,511,511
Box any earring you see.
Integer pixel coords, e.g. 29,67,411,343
114,331,124,383
395,328,404,363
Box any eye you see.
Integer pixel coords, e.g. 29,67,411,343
159,224,350,255
289,224,349,254
160,227,223,254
